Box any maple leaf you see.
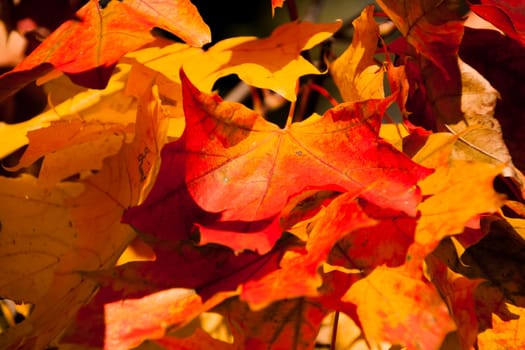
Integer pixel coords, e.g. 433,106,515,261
6,79,138,186
62,286,235,350
0,66,132,160
376,0,464,72
402,132,505,263
180,70,431,225
240,191,377,310
129,21,342,102
330,5,384,102
469,0,525,46
183,20,341,102
0,175,86,347
0,0,210,100
343,266,456,350
0,85,168,348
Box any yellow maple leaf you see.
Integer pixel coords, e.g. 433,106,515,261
330,5,384,102
0,86,168,348
405,133,506,265
129,21,342,102
0,66,131,160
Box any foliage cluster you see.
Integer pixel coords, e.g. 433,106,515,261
0,0,525,349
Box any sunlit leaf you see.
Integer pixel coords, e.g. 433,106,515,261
103,289,233,350
0,65,131,160
478,303,525,349
0,85,168,348
343,266,456,350
409,133,505,257
0,0,210,99
129,21,341,102
180,71,430,225
240,192,376,310
184,20,340,101
330,5,384,102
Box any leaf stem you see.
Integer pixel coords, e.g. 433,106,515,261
308,82,339,107
330,311,340,350
286,85,297,128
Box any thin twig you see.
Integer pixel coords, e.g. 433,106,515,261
286,81,299,128
308,82,339,107
295,39,333,121
330,311,340,350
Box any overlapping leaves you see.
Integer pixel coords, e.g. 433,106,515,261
1,1,525,350
0,0,211,99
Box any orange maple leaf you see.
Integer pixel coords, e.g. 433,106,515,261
0,0,210,99
343,266,456,350
241,192,377,310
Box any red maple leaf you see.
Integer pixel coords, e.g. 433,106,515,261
180,70,431,224
0,0,210,100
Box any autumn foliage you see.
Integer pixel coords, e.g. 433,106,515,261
1,0,525,349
